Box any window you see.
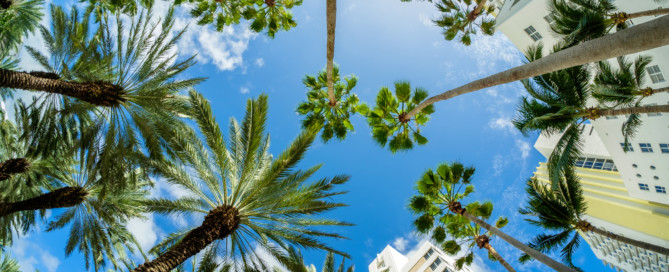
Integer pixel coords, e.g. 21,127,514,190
621,143,634,152
602,160,615,171
593,159,605,170
430,258,443,270
632,164,638,168
646,65,666,83
654,176,659,180
544,14,555,25
646,103,662,117
423,248,434,260
656,186,666,194
651,165,656,170
639,143,653,153
637,174,642,178
575,157,585,167
660,143,669,153
584,158,595,168
524,25,542,41
605,115,618,120
639,183,650,191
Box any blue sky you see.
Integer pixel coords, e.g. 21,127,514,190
5,0,615,271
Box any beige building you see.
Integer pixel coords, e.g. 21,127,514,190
368,241,473,272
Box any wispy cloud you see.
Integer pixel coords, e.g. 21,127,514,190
128,214,160,251
10,233,60,272
392,237,410,252
255,58,265,67
455,33,523,77
240,86,250,94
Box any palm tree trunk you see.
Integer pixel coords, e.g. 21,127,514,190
326,0,337,105
651,86,669,94
132,205,240,272
0,68,125,107
588,225,669,255
0,158,30,181
597,104,669,117
402,15,669,120
455,207,577,272
0,186,87,217
626,8,669,20
469,0,488,20
483,242,516,272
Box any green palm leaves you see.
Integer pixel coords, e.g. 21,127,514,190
297,66,364,142
138,91,350,271
0,0,43,54
550,0,616,47
433,0,496,45
367,81,433,153
188,0,302,37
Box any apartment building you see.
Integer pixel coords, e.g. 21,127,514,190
368,241,473,272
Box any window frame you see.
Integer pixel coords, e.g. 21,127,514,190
620,143,634,152
660,143,669,153
646,65,666,84
523,25,542,41
639,183,650,191
655,186,666,194
639,143,654,153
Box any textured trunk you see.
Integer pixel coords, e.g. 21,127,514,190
626,8,669,20
132,205,241,272
468,0,488,21
0,186,87,217
483,243,516,272
0,158,30,181
597,104,669,117
326,0,337,105
649,86,669,95
0,0,11,9
0,68,125,107
448,202,577,272
589,225,669,255
403,15,669,120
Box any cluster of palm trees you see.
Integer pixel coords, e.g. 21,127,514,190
2,0,669,270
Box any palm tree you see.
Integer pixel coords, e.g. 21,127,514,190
0,0,43,54
519,170,669,270
297,66,364,142
376,14,669,130
550,0,669,47
592,55,669,146
432,0,496,45
513,45,668,188
0,254,20,272
326,0,337,104
366,81,433,153
408,162,577,271
133,91,351,272
276,246,354,272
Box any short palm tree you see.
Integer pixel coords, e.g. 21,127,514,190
0,0,43,54
276,246,354,272
432,0,496,45
592,55,669,146
513,45,668,188
297,66,364,142
133,91,351,271
519,170,669,270
366,81,433,153
408,162,576,271
550,0,669,47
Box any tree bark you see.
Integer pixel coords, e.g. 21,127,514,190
0,68,125,107
326,0,337,105
0,186,88,217
132,205,241,272
590,225,669,256
483,242,516,272
650,86,669,95
457,209,577,272
402,15,669,120
468,0,488,21
597,104,669,117
626,8,669,20
0,158,30,181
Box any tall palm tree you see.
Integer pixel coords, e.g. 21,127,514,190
592,55,669,146
550,0,669,47
373,14,669,131
0,0,43,54
432,0,496,45
519,170,669,270
366,81,433,153
297,66,364,142
133,91,351,272
408,162,577,272
325,0,337,104
513,45,667,188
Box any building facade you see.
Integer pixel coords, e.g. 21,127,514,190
368,241,473,272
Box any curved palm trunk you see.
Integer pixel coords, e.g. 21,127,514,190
649,86,669,95
597,104,669,117
469,0,488,21
0,186,87,217
0,68,125,107
402,15,669,120
583,223,669,255
483,242,516,272
0,158,30,181
326,0,337,105
132,205,240,272
447,202,577,272
625,8,669,20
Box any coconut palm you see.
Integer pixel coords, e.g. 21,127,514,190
366,81,433,153
372,15,669,130
513,45,668,188
592,55,669,146
519,169,669,270
0,0,43,54
297,66,364,142
408,162,576,272
432,0,496,45
0,253,20,272
550,0,669,47
133,91,351,272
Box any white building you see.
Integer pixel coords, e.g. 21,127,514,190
368,241,473,272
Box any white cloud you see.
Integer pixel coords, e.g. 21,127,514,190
128,214,160,251
240,86,250,94
455,33,522,77
516,139,531,159
488,117,515,134
392,237,410,252
40,251,60,272
9,233,59,272
255,58,265,67
492,154,505,177
419,13,433,27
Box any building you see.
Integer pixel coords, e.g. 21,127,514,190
495,0,669,270
368,241,473,272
